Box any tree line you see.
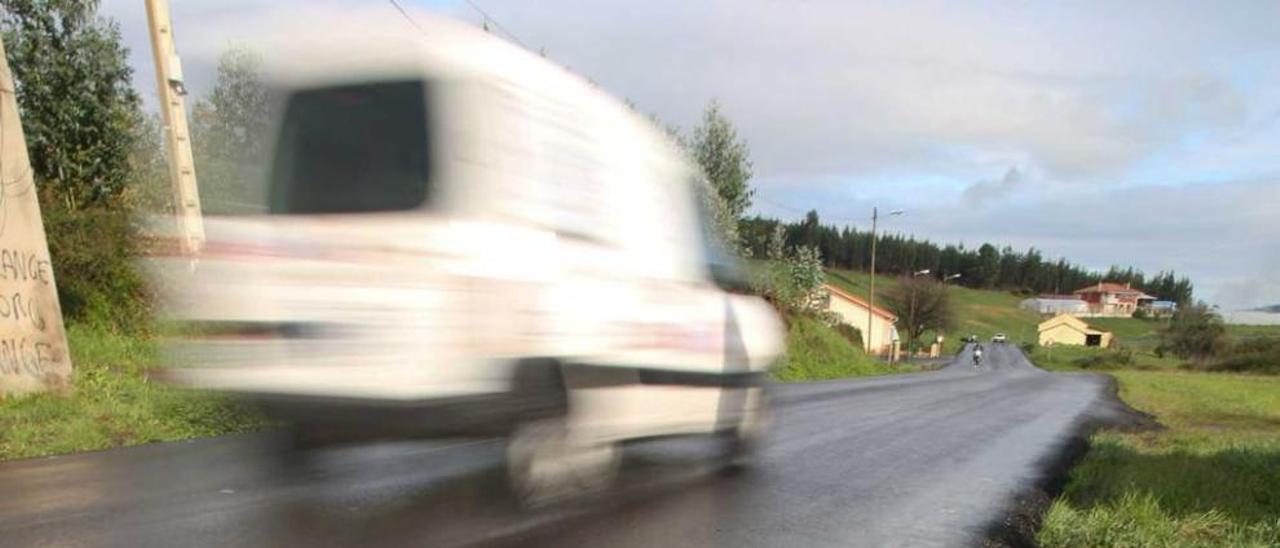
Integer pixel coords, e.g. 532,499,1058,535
739,210,1194,304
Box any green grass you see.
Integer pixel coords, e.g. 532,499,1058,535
773,314,915,381
1087,317,1167,351
825,269,1042,352
0,324,265,460
1028,345,1182,372
1226,324,1280,340
1038,371,1280,547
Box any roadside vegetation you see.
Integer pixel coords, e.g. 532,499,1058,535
1038,371,1280,547
0,3,268,459
0,324,264,460
773,314,911,381
1030,305,1280,547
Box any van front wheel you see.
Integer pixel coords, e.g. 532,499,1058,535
506,418,620,507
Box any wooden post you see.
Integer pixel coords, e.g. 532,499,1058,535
145,0,204,254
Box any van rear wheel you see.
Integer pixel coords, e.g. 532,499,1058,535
506,418,620,507
721,387,770,470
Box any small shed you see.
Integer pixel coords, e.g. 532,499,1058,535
1037,314,1113,347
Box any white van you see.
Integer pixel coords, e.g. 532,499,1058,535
149,14,784,503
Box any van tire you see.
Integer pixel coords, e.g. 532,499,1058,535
506,417,620,507
505,359,618,507
720,387,770,471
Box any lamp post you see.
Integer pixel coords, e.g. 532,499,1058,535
867,208,904,356
939,273,961,349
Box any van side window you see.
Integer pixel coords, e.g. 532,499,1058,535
270,81,431,214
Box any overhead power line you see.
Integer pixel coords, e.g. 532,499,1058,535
388,0,531,52
462,0,530,49
387,0,425,33
755,194,871,225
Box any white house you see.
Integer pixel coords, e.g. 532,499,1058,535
823,284,899,357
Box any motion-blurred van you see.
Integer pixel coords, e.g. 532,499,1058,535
148,14,784,503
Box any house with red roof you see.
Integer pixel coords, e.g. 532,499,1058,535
1072,282,1156,317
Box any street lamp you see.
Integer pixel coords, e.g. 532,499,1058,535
867,208,904,356
943,273,961,282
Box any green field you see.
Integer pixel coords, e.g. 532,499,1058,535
0,325,264,460
1028,344,1183,372
1038,371,1280,547
1027,310,1280,546
1226,323,1280,339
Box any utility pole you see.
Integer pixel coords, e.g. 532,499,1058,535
145,0,204,254
866,207,903,358
867,208,879,355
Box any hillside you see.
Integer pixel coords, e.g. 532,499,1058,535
825,269,1042,351
825,268,1280,356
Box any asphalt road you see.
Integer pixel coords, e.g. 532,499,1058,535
0,344,1131,547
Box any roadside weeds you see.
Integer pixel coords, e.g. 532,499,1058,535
991,367,1280,548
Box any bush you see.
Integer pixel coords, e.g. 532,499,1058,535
832,322,863,348
749,225,827,315
1195,337,1280,375
1073,348,1135,370
41,204,148,330
1157,303,1227,362
773,314,902,381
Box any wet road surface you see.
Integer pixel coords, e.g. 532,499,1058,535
0,345,1125,547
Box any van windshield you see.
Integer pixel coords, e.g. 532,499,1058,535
269,80,431,214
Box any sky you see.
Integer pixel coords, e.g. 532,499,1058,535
100,0,1280,314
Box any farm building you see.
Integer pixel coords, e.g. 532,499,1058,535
823,284,899,357
1020,295,1089,316
1037,314,1113,347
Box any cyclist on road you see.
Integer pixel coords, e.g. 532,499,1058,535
972,343,984,367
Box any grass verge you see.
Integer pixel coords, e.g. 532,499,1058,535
773,314,916,381
0,323,265,460
1037,371,1280,547
1028,344,1182,372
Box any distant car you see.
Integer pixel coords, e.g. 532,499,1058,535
992,333,1007,344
